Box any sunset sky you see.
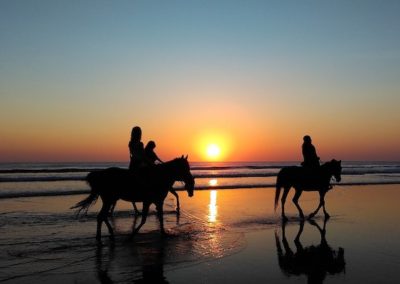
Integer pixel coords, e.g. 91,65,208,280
1,0,399,162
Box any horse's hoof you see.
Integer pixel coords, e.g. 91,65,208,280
308,214,315,220
282,216,289,223
96,236,103,246
324,214,330,220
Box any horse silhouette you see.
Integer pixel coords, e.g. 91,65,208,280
275,159,342,221
275,219,345,284
72,156,195,240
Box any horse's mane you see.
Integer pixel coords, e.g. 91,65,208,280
156,157,187,169
321,159,339,168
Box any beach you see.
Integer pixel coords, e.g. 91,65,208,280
1,184,400,283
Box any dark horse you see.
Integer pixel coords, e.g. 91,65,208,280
275,159,342,221
71,156,195,240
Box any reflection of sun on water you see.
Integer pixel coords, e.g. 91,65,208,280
208,190,218,223
209,179,218,186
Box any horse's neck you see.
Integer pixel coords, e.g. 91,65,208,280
156,161,180,182
321,163,333,177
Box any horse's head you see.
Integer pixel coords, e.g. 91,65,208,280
175,155,195,197
330,159,342,182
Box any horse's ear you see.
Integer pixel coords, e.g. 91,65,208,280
180,155,184,159
184,155,188,160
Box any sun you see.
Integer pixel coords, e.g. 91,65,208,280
206,144,221,160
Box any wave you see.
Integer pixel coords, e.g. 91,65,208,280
1,181,400,199
1,170,400,183
1,162,400,199
0,168,99,174
1,161,399,173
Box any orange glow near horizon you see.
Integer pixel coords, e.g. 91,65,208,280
194,130,233,162
1,116,400,162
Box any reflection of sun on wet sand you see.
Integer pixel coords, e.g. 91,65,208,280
208,190,218,223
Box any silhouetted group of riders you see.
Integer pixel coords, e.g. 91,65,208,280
128,125,321,172
128,126,163,170
73,125,340,240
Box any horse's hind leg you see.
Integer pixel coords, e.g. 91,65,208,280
103,203,114,238
109,201,116,216
292,190,304,220
97,202,114,241
155,202,166,235
281,187,290,222
132,202,140,215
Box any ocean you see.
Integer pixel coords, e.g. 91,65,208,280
1,161,400,283
1,161,400,199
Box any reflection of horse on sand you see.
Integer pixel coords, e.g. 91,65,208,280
96,235,170,284
275,159,342,221
275,219,345,284
71,156,195,241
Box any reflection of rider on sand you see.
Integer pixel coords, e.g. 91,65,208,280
275,220,346,284
301,135,320,169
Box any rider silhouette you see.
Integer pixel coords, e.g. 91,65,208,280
301,135,320,169
145,140,163,165
128,126,147,170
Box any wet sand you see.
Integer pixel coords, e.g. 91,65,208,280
1,185,400,283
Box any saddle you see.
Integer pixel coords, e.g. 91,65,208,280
301,166,331,189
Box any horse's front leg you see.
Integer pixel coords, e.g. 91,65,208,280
169,189,180,215
308,190,328,219
321,191,330,219
131,202,150,236
292,189,304,220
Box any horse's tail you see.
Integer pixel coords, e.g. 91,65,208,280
70,171,100,216
274,171,282,211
